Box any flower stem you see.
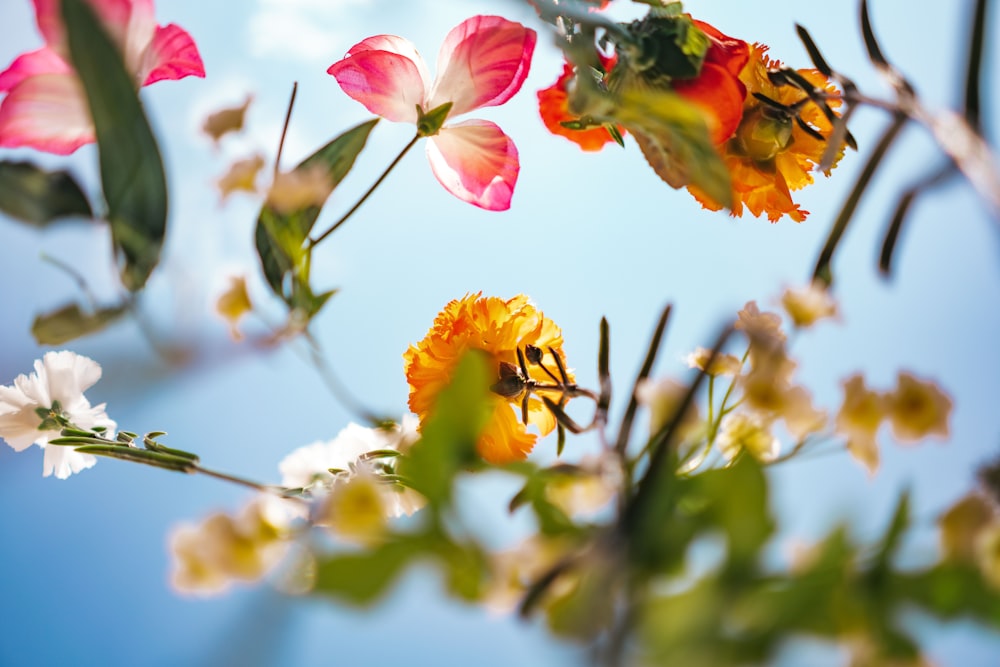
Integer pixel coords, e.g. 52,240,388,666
310,133,421,247
193,464,307,503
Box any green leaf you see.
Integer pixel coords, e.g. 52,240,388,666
313,538,419,605
619,89,733,208
60,0,167,292
0,161,93,226
255,118,379,306
397,352,491,508
31,302,127,345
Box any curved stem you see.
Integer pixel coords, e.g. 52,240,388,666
310,134,421,247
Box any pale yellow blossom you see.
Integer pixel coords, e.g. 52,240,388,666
266,165,334,215
717,412,779,462
735,300,786,343
684,347,742,377
217,154,266,201
544,455,622,520
939,493,995,562
887,372,952,443
635,377,703,441
780,282,838,328
215,275,253,341
202,94,253,144
835,374,886,474
322,471,389,546
169,496,294,596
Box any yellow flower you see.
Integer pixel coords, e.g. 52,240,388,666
404,294,572,464
216,275,253,341
717,412,779,462
887,372,952,443
688,44,844,222
939,492,995,563
735,300,786,344
781,282,838,328
202,94,253,145
216,154,266,201
835,374,886,475
322,472,388,546
266,164,334,215
169,496,292,596
684,346,742,377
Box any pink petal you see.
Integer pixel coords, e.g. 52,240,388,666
33,0,148,59
428,16,536,117
327,35,430,124
140,23,205,85
0,72,94,154
425,119,519,211
0,48,70,93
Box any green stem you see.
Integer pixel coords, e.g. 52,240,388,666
193,464,307,503
310,134,421,247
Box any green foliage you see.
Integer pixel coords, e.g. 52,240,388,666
397,352,491,508
60,0,168,292
255,118,379,316
0,161,93,226
30,302,127,346
314,537,421,605
617,88,733,208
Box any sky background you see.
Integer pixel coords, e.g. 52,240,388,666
1,0,999,665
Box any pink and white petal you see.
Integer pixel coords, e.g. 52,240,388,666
328,43,428,123
140,23,205,85
0,48,71,93
0,73,94,154
428,16,536,116
345,35,431,93
33,0,141,58
43,444,97,479
425,119,519,211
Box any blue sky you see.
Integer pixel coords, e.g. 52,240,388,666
1,1,999,665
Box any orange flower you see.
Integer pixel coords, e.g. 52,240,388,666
688,44,844,222
538,55,622,151
672,19,749,146
404,294,572,464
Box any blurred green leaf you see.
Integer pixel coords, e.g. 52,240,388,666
313,538,418,605
617,89,733,208
31,302,127,345
894,563,1000,626
61,0,168,292
689,456,773,568
397,352,491,507
0,161,93,226
255,118,379,310
435,540,488,602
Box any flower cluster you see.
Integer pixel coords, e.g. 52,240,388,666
0,0,204,154
170,418,424,595
637,288,951,475
537,6,845,222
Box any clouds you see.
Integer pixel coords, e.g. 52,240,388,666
247,0,373,64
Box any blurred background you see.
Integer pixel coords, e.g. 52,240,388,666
1,0,999,664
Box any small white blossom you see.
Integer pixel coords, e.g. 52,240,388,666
0,351,115,479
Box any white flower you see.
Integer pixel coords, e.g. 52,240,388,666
0,351,115,479
278,417,424,519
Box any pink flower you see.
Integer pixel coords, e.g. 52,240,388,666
0,0,205,155
327,15,536,211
